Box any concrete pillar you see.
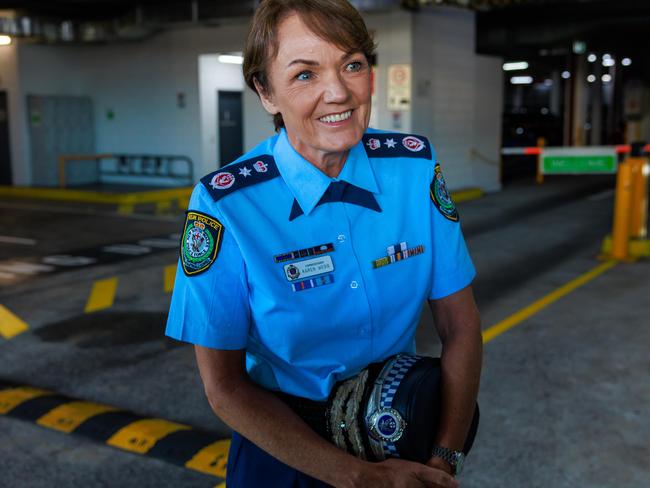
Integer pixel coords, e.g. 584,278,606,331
572,55,588,146
550,70,561,116
591,61,602,145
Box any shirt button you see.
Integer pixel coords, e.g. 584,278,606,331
337,234,346,243
350,281,359,289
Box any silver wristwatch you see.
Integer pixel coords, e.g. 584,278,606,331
431,446,465,475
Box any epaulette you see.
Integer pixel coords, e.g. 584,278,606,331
200,154,280,202
362,132,432,160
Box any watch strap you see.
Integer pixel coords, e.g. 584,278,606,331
431,446,464,475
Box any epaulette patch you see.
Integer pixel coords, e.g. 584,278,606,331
200,154,280,202
430,163,459,222
362,133,432,160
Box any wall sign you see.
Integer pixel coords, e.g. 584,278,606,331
387,64,411,112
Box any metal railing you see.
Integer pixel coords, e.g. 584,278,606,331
58,153,194,188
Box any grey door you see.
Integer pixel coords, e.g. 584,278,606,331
28,95,96,187
218,91,243,166
0,91,11,185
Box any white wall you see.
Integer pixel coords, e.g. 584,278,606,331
365,10,413,133
412,7,502,192
14,22,250,185
8,8,502,192
198,55,244,171
472,54,503,192
243,88,275,153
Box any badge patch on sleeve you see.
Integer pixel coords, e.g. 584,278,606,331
181,211,224,276
430,163,459,222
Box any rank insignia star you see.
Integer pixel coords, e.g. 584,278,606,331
385,138,396,148
239,166,252,177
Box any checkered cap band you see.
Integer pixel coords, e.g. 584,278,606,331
378,355,420,457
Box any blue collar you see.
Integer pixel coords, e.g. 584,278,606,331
273,129,380,217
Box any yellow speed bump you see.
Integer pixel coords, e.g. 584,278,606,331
37,401,120,433
107,418,191,454
185,439,231,478
0,386,53,414
0,304,29,339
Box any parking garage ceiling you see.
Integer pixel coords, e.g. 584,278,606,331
0,0,648,60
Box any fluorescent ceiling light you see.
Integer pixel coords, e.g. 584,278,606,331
587,53,597,63
561,71,571,79
602,74,612,83
0,35,11,46
622,58,632,66
587,74,596,83
510,76,533,85
218,54,244,65
503,61,529,71
602,58,615,67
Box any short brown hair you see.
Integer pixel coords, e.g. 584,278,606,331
243,0,376,131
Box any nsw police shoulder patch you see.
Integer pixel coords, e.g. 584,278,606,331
430,163,459,222
180,211,224,276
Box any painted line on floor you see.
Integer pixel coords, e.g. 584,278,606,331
452,187,484,204
0,202,179,221
164,264,177,293
482,260,618,343
0,381,228,481
85,277,118,313
0,305,30,339
0,235,37,245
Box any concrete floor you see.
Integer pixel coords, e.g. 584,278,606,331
0,175,648,487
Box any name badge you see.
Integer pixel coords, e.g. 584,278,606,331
284,256,334,282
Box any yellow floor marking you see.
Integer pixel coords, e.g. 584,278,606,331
185,439,230,478
117,204,135,215
37,401,120,433
0,387,53,415
107,419,191,454
483,260,618,344
0,305,29,339
164,264,177,293
214,483,227,488
85,277,118,313
452,188,483,203
0,185,192,206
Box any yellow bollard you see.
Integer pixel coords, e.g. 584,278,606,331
611,161,634,260
629,157,648,239
536,137,546,185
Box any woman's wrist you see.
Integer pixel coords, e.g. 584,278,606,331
332,457,372,488
426,455,453,475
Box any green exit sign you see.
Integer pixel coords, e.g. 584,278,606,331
541,148,617,174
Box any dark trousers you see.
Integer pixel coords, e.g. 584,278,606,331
226,432,332,488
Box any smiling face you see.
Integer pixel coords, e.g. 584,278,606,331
255,13,372,167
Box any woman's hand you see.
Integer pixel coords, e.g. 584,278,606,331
345,458,459,488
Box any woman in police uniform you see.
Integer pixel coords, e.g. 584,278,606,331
166,1,482,486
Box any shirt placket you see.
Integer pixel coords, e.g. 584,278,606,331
333,201,376,355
